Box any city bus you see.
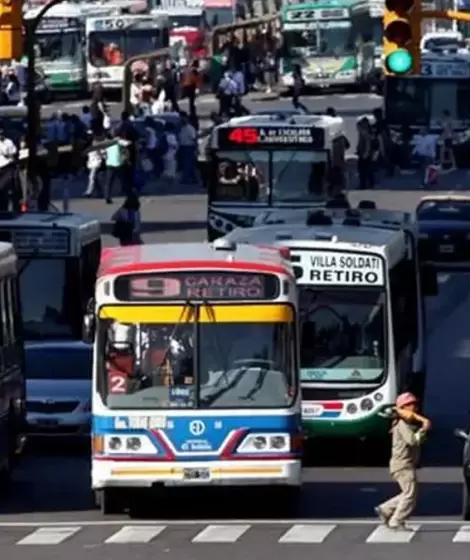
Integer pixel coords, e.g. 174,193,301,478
24,3,88,97
86,13,170,92
223,207,438,444
206,114,346,240
86,241,301,514
0,242,26,481
0,213,101,341
280,0,359,91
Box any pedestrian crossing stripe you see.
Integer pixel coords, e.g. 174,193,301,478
8,523,470,545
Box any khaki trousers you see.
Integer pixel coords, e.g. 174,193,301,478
379,468,418,525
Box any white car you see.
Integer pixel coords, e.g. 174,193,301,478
25,340,92,439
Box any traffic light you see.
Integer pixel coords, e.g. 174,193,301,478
383,0,420,76
0,0,22,60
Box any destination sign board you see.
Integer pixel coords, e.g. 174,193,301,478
217,126,325,150
90,17,164,31
37,17,81,31
292,250,385,286
421,60,470,78
285,8,349,21
114,272,280,301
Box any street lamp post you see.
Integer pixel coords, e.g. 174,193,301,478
25,0,64,209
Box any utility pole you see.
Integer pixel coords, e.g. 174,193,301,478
25,0,64,209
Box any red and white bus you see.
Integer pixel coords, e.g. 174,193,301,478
87,240,301,514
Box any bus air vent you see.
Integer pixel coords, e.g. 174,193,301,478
357,200,376,209
307,212,333,226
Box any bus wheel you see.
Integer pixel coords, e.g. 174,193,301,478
95,489,124,515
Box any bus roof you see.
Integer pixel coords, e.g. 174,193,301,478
223,223,408,267
24,2,85,18
152,6,203,15
99,241,292,277
0,212,100,230
252,207,414,229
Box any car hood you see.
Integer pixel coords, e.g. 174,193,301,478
419,220,470,232
26,379,91,401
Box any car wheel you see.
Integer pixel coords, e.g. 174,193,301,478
96,488,124,515
463,484,470,520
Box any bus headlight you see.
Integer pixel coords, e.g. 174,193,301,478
107,436,122,451
374,392,384,402
346,403,358,415
237,433,290,453
360,398,374,411
127,437,142,451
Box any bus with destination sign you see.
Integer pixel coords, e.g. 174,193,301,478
385,52,470,168
223,207,438,446
0,213,101,342
86,14,170,91
24,3,88,96
280,0,359,91
206,114,347,241
86,241,301,513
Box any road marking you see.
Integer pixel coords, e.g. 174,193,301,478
105,525,166,544
366,524,420,543
17,527,80,545
452,526,470,542
192,524,250,543
0,518,465,527
278,524,336,543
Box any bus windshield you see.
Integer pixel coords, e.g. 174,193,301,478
19,258,75,340
385,77,470,126
212,150,326,203
35,31,83,65
285,22,354,57
88,29,162,66
100,318,296,409
298,288,386,383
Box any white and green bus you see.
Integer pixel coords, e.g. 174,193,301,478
280,0,361,91
223,207,438,441
23,3,88,96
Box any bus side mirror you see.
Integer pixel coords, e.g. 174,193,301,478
83,313,95,343
420,264,438,296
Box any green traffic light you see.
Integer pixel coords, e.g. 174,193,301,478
386,49,413,74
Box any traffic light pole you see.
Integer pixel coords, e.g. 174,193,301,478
420,9,470,22
26,0,64,210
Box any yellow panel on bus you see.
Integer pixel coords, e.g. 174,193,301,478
98,304,294,324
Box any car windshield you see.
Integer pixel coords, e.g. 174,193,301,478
25,346,92,380
169,15,201,28
417,200,470,221
212,150,326,203
19,258,74,339
100,316,296,409
298,288,386,382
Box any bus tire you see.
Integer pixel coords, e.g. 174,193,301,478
0,408,16,485
95,489,124,515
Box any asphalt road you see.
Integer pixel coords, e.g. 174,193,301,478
4,92,470,557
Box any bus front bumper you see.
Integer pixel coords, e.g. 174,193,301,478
303,412,390,439
92,459,301,488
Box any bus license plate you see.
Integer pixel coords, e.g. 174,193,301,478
183,468,210,481
439,244,454,253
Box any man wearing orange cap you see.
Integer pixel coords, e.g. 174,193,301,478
375,392,431,530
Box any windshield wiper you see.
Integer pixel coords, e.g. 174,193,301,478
18,247,41,277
